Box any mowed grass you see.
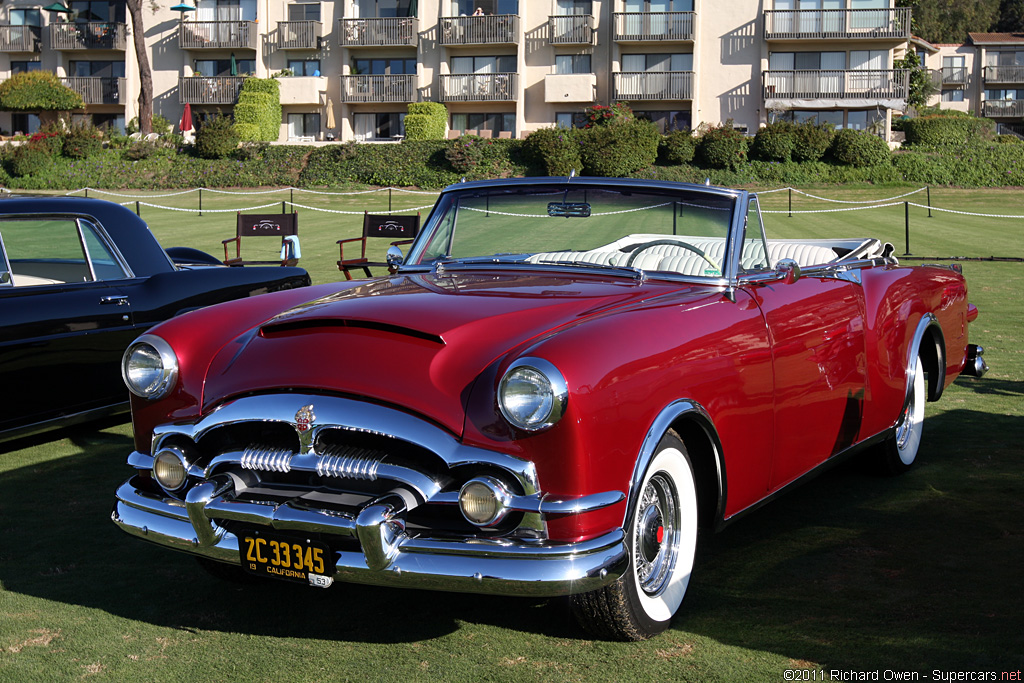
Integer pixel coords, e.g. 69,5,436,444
0,184,1022,682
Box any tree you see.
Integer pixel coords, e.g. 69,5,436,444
900,0,1000,43
0,71,83,125
997,0,1024,31
127,0,155,135
895,50,937,110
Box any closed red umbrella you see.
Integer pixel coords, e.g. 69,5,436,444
180,103,193,133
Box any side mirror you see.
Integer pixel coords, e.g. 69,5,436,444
386,244,405,273
774,258,801,285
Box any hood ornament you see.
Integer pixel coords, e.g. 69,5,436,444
295,404,316,454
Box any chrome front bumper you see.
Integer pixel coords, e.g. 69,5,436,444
112,478,628,597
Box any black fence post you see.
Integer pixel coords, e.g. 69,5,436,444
135,201,140,217
788,187,792,218
84,188,88,198
904,201,911,256
199,188,203,217
927,186,932,218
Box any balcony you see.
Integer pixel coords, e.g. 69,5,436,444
49,22,127,50
340,74,417,103
339,17,418,47
613,12,694,42
179,76,245,105
178,21,258,50
548,15,594,45
544,73,596,102
942,66,968,85
278,20,321,50
764,8,910,41
439,73,517,102
762,69,908,102
0,25,41,52
613,71,693,101
983,100,1024,118
439,16,519,46
984,65,1024,84
61,76,125,105
277,75,327,104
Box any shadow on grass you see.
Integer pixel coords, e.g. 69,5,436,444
1,408,1021,666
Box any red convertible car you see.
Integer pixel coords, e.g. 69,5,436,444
112,177,986,640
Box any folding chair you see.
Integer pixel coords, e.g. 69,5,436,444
223,212,300,266
338,212,420,280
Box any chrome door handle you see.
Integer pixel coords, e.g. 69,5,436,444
100,295,129,306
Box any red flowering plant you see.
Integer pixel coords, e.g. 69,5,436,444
583,102,635,128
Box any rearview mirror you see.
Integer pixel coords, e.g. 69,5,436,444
386,245,405,273
547,202,591,218
774,258,801,285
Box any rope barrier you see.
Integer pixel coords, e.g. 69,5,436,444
907,202,1024,219
68,185,443,199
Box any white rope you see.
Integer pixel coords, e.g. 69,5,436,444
762,202,906,214
131,201,283,213
71,187,199,198
285,201,435,214
789,187,927,203
907,202,1024,219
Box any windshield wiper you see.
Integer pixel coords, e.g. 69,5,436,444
532,259,647,281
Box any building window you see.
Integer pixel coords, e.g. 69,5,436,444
353,112,405,140
288,59,321,76
70,0,125,22
10,61,42,75
634,110,691,133
11,113,41,135
72,113,125,134
70,60,125,77
10,9,42,26
288,2,321,21
288,113,320,139
941,89,964,102
624,0,692,11
986,89,1024,101
451,55,516,73
555,54,591,74
451,112,514,136
555,0,591,14
555,112,587,129
353,58,416,75
353,0,415,17
194,58,256,76
622,53,693,72
986,50,1024,66
195,0,258,22
449,0,518,16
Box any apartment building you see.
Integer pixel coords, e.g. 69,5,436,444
0,0,922,142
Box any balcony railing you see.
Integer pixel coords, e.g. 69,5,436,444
178,76,245,105
277,20,321,49
61,76,125,105
49,22,127,50
178,21,258,50
0,25,41,52
613,12,694,42
984,65,1024,84
439,15,519,46
340,74,417,103
613,72,693,101
548,15,594,45
762,69,908,100
339,17,418,47
439,73,517,102
983,100,1024,118
764,8,910,40
941,66,968,85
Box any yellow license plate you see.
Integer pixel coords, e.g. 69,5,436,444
239,530,335,588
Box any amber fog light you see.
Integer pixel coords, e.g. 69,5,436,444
459,477,513,526
153,448,189,492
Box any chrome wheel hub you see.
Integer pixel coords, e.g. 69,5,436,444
634,473,677,596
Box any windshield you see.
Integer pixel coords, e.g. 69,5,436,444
412,185,736,279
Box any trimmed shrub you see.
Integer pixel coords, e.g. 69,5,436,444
9,143,54,177
233,122,261,142
234,78,282,141
28,124,64,156
0,71,83,111
583,102,635,127
62,122,103,159
996,134,1023,144
791,120,835,162
903,114,996,146
195,115,240,159
750,121,795,162
404,102,448,140
659,129,695,165
123,140,159,161
578,119,660,176
696,122,748,170
829,128,891,167
524,127,582,175
445,136,518,178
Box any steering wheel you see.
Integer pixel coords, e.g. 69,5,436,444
623,239,721,272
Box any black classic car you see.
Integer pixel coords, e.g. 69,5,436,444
0,194,310,442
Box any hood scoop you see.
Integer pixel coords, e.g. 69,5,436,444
260,318,445,345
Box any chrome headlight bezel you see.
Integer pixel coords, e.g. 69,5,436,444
122,334,179,400
497,357,568,432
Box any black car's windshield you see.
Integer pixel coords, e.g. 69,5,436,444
413,185,736,278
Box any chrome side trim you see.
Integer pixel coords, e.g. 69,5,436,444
429,488,624,515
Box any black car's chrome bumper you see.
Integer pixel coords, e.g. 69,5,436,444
112,478,628,596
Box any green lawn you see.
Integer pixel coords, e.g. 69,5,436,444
1,185,1022,682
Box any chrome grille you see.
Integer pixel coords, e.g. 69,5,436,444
240,445,293,473
316,446,382,481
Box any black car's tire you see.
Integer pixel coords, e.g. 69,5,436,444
874,356,926,475
571,430,699,641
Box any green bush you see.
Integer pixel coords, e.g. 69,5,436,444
0,71,83,111
524,127,582,175
996,134,1023,144
830,128,891,167
28,124,64,156
126,114,173,136
791,120,835,162
404,102,447,141
61,122,103,159
123,140,159,161
9,143,55,177
234,78,281,141
445,136,519,178
696,122,748,170
233,122,261,142
658,129,695,165
195,115,240,159
300,140,464,188
583,102,635,127
903,114,996,146
578,120,660,176
750,121,795,162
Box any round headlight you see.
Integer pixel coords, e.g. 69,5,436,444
459,477,513,526
122,335,178,399
498,358,568,432
153,447,189,492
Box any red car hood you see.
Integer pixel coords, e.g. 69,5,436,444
202,271,692,436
